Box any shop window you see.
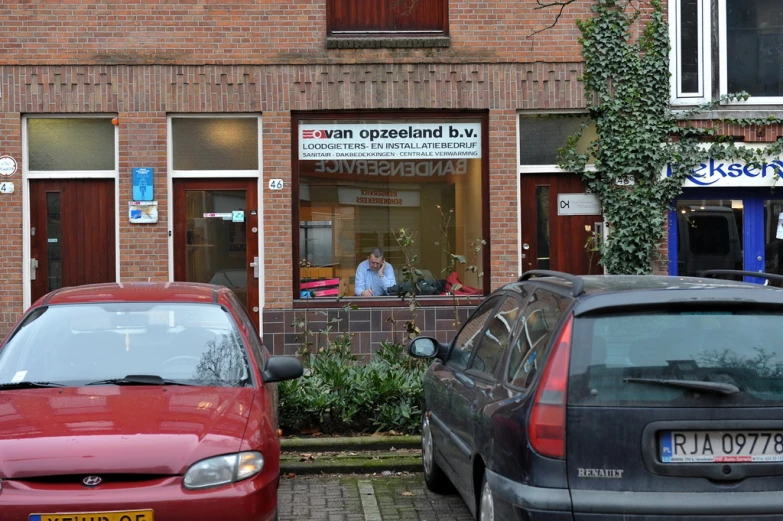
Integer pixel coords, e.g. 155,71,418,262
327,0,447,36
28,118,115,172
671,0,783,105
171,117,258,171
295,115,486,300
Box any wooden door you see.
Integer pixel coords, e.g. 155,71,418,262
173,179,260,331
30,179,116,302
520,174,602,275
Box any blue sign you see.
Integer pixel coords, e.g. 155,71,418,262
132,167,154,201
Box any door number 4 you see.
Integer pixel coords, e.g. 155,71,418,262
268,179,284,190
0,182,14,194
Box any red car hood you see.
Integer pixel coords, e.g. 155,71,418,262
0,386,255,478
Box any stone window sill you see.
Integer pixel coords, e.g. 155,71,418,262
326,36,451,50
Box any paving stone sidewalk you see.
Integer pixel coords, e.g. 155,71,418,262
278,474,473,521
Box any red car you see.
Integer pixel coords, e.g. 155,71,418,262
0,282,302,521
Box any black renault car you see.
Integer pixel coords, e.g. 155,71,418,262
409,270,783,521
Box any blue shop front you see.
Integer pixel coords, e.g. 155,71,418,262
668,156,783,284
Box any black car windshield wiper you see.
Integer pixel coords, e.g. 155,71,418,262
624,377,739,395
0,381,66,390
86,374,194,387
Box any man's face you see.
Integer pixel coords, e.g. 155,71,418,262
368,254,383,271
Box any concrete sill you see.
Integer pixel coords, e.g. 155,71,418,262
326,36,451,50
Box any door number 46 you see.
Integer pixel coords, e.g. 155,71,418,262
268,179,284,190
0,182,14,194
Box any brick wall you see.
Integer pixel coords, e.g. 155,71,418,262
0,113,23,332
262,305,475,357
1,0,591,65
0,0,594,337
261,111,293,308
118,112,169,282
679,120,783,144
489,109,520,288
0,61,588,337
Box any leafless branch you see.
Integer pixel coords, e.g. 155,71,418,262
529,0,578,37
392,0,420,17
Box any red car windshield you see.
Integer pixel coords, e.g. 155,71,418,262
0,303,251,387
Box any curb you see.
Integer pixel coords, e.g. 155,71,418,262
280,435,421,452
280,455,422,475
279,436,423,475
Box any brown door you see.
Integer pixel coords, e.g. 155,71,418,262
173,179,260,331
520,174,602,275
30,179,116,302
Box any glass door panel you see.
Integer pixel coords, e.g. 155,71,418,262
676,199,744,278
46,192,62,292
535,186,551,270
185,190,248,309
763,200,783,283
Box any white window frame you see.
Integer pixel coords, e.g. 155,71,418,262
670,0,712,106
21,114,121,310
166,113,265,314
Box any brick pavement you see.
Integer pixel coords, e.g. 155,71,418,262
278,473,473,521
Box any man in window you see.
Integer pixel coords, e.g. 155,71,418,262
354,248,396,297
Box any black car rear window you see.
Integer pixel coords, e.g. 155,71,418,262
568,310,783,406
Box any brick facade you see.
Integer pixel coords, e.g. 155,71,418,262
0,0,592,347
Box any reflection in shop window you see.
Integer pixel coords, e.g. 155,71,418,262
296,118,485,299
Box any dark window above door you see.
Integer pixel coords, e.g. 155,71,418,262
326,0,449,48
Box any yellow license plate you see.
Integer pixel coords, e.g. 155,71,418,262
30,510,154,521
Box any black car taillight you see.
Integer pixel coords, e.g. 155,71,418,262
528,315,573,459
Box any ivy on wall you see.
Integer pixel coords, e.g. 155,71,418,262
547,0,783,274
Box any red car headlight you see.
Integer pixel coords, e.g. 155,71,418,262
183,451,264,490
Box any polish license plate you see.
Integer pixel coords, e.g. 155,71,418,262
30,510,154,521
661,431,783,463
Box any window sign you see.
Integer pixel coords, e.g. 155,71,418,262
297,117,485,299
557,194,601,216
299,122,481,161
666,157,783,187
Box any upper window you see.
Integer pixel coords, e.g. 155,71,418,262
27,118,116,174
171,117,259,172
294,113,488,300
671,0,783,105
327,0,448,37
722,0,783,101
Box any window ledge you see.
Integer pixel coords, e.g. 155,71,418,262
293,295,482,309
673,109,783,120
326,35,451,50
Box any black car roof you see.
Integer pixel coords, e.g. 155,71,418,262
505,274,783,316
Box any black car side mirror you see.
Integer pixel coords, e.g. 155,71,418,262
263,356,304,384
408,336,449,361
